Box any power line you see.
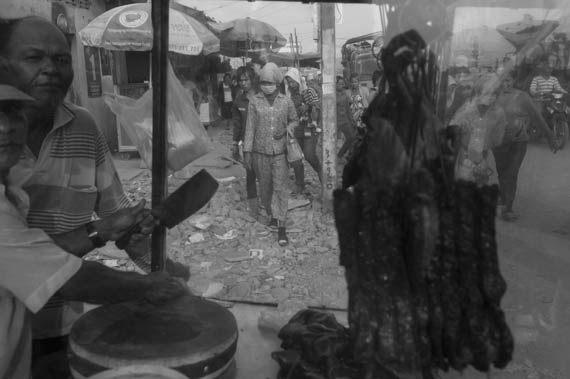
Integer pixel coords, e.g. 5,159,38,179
250,4,291,19
247,4,272,16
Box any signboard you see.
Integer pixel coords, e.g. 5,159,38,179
84,46,102,98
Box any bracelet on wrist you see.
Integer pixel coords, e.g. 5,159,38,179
85,222,107,248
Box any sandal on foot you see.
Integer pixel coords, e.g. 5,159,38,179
268,218,278,232
277,227,288,246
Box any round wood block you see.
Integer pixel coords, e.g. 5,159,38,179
69,296,238,379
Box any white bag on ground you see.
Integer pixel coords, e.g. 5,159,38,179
104,62,211,172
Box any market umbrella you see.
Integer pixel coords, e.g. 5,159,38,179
209,17,287,57
497,17,559,50
79,3,220,55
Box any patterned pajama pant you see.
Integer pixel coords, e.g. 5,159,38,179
252,152,289,223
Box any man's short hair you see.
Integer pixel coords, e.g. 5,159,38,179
237,66,255,82
0,16,69,55
350,72,359,81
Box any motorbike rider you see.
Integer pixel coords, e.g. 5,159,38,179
529,54,568,132
529,54,567,101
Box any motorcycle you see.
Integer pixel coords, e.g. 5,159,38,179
529,93,570,149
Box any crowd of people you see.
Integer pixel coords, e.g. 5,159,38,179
219,51,386,247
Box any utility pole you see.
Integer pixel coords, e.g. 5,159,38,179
319,3,337,212
294,28,300,67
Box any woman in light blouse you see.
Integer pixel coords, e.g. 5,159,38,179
243,63,298,246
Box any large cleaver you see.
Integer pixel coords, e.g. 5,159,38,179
115,169,219,249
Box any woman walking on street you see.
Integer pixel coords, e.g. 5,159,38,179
493,72,557,221
284,68,321,194
231,66,258,218
243,63,298,246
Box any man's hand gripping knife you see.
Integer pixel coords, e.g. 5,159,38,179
90,199,191,281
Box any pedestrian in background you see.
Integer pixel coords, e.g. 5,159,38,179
284,67,307,194
243,63,298,246
285,68,321,193
301,74,323,183
231,66,259,218
336,76,358,159
218,72,235,129
367,69,385,104
347,72,370,130
494,71,557,221
452,75,506,186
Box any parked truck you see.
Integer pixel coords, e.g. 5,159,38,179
341,31,383,88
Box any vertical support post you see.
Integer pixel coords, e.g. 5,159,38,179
319,3,337,212
150,0,168,272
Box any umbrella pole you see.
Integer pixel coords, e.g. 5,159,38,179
150,0,169,272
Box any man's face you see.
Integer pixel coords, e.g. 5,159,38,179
0,103,27,171
336,79,346,92
3,18,73,111
540,61,552,76
239,74,251,91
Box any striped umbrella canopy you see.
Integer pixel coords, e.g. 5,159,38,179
79,3,220,55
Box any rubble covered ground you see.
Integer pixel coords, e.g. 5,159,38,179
85,124,570,379
89,124,349,309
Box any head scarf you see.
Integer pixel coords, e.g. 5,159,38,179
259,63,283,84
285,67,307,92
285,68,301,86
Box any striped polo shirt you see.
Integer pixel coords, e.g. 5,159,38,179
529,75,564,97
8,102,131,339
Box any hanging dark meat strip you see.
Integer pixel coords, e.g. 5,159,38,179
476,185,514,369
455,180,491,372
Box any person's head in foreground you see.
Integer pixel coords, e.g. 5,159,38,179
0,16,73,114
0,84,33,178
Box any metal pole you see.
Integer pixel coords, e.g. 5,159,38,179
151,0,168,272
319,3,337,212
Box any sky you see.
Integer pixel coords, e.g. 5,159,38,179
175,0,382,54
453,6,564,32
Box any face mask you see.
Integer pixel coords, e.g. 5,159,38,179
261,84,277,95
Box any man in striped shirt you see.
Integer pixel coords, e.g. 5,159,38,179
529,55,567,98
0,16,188,376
